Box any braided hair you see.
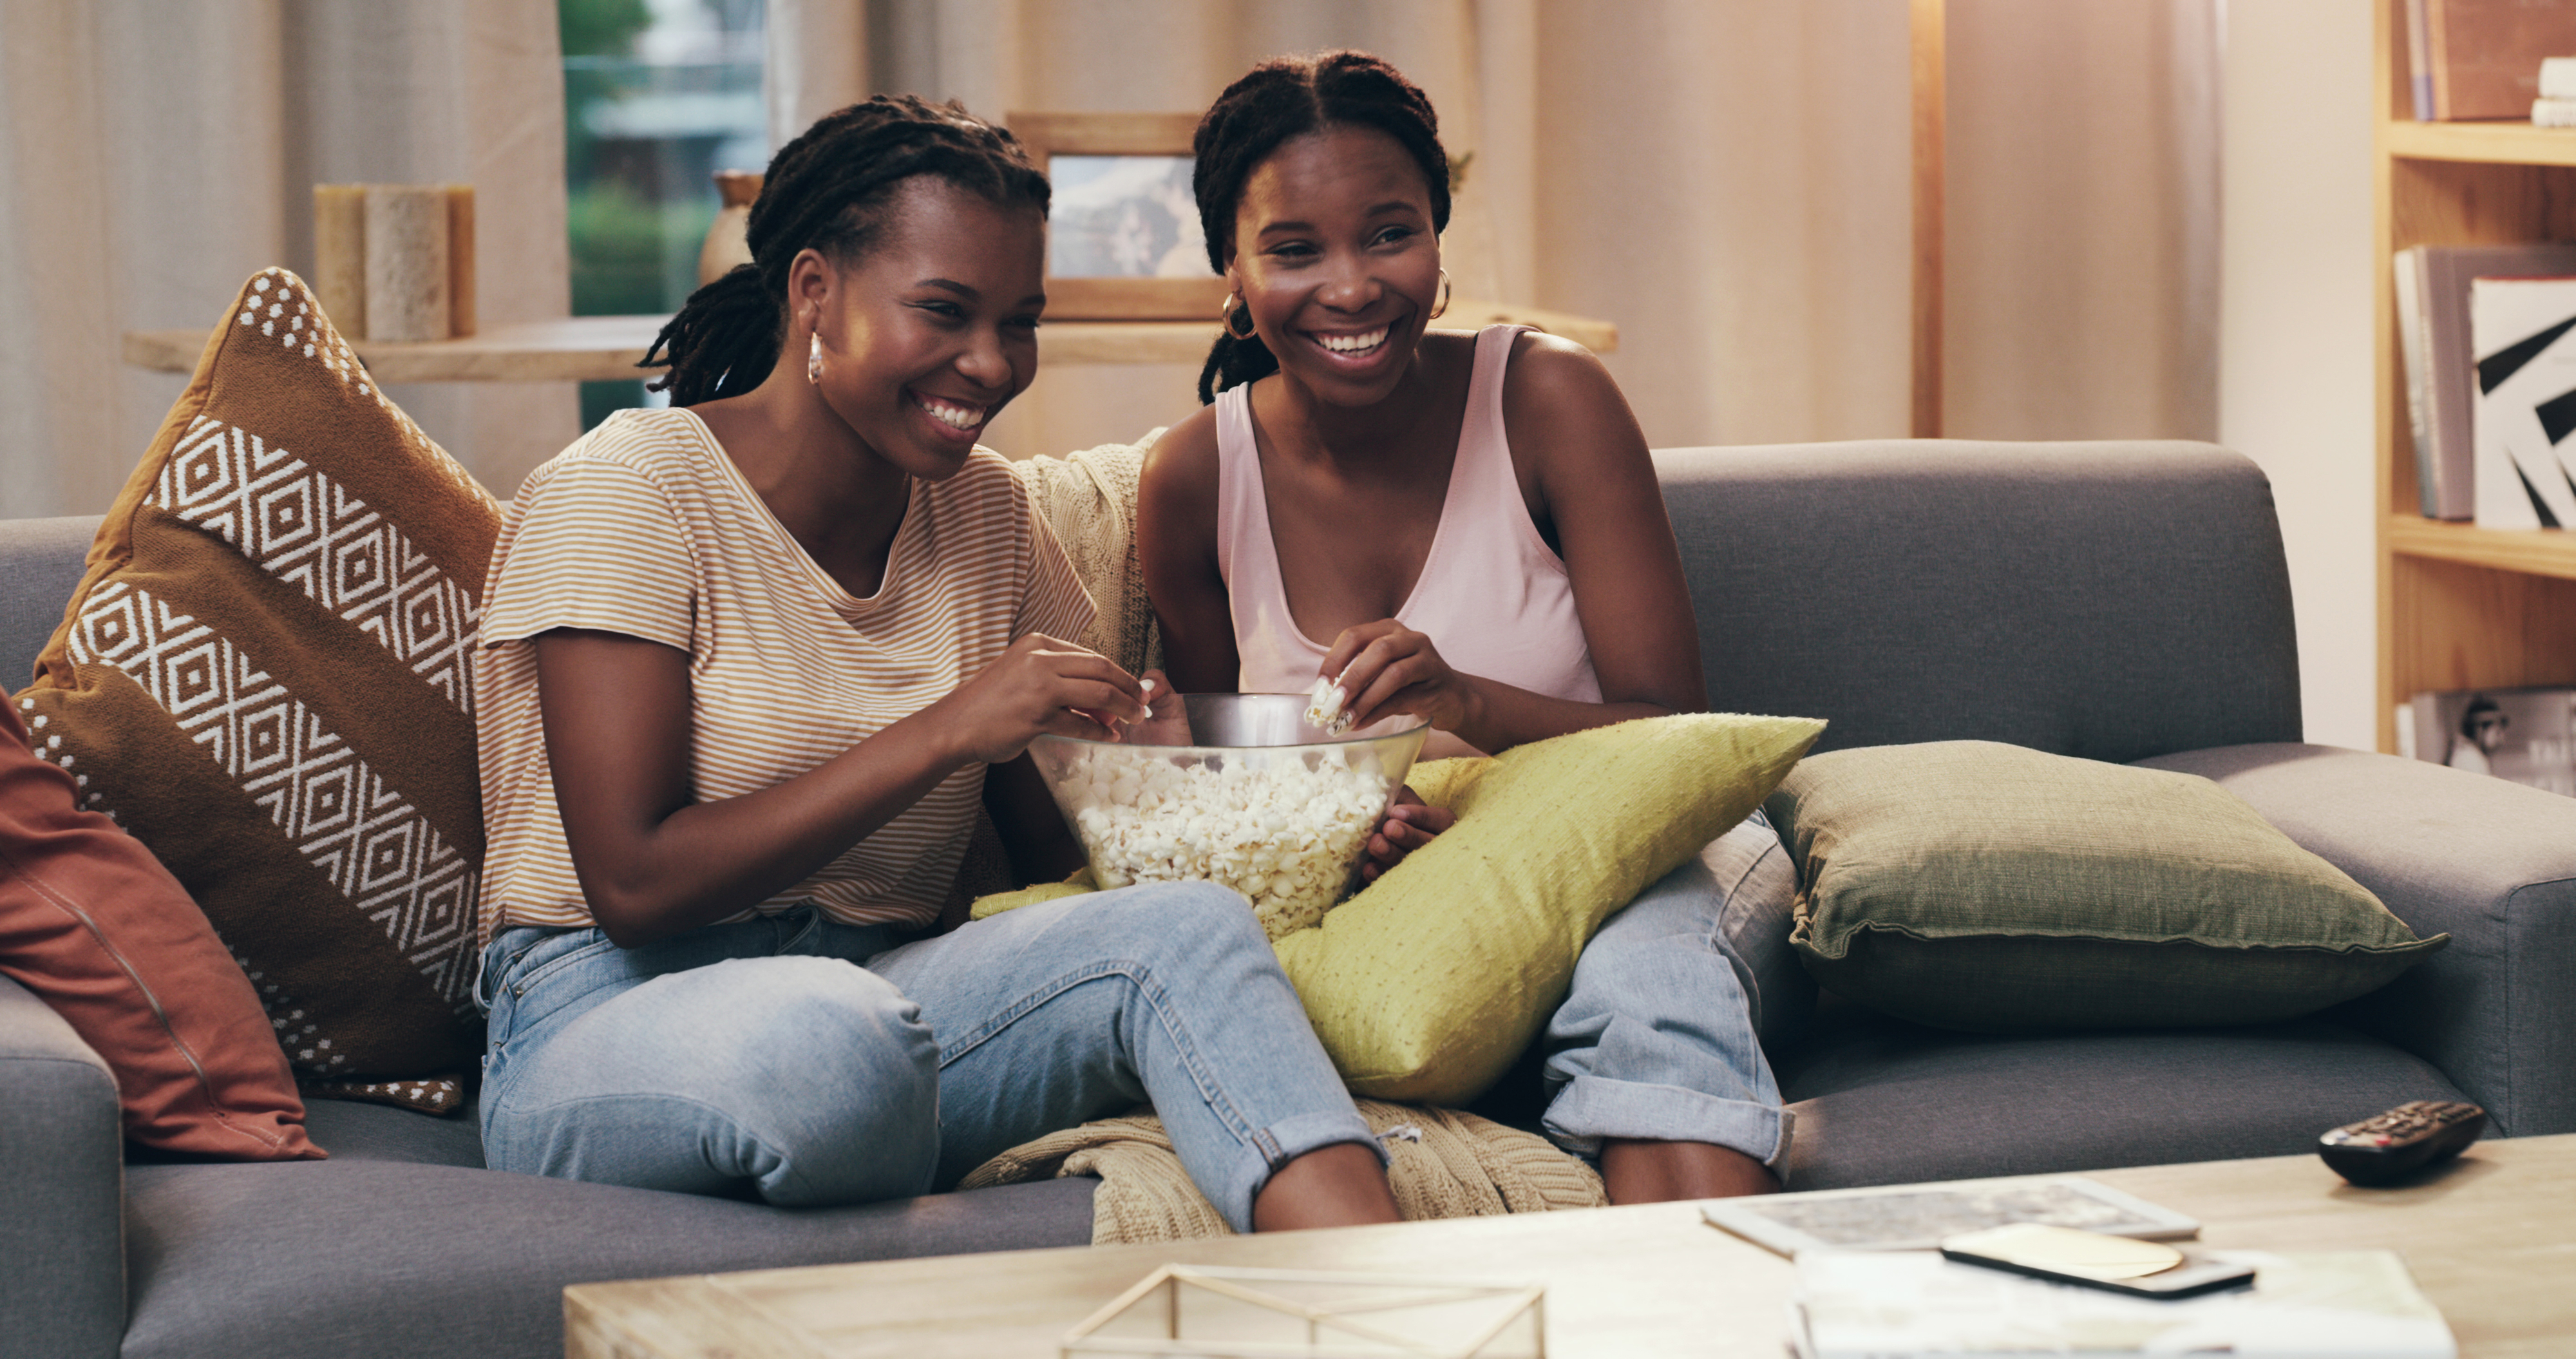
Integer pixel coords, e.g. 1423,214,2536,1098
644,95,1050,406
1191,52,1452,404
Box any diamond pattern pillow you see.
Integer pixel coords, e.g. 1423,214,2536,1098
12,268,498,1112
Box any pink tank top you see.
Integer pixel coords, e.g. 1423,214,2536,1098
1217,323,1603,759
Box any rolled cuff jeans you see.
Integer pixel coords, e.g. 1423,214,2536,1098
476,882,1379,1231
1540,811,1792,1169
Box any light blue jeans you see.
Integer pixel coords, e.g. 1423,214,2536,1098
475,883,1379,1231
1540,811,1790,1168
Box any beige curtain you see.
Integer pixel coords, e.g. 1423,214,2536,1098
770,0,2216,461
0,0,577,518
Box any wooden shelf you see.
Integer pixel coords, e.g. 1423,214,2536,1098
2374,0,2576,745
2382,119,2576,167
2387,515,2576,580
122,299,1618,384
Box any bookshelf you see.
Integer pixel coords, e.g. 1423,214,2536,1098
2374,0,2576,752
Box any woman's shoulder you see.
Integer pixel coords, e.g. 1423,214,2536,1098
1499,327,1615,398
1498,329,1629,435
527,408,715,486
510,408,728,531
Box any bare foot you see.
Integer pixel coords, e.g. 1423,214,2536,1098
1250,1141,1403,1231
1598,1137,1777,1204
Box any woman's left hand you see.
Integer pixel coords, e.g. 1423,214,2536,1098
1358,786,1457,883
1321,620,1483,734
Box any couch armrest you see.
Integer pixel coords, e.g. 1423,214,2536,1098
0,973,125,1357
2138,744,2576,1136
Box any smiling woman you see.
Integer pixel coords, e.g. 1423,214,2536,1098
470,94,1405,1232
1137,51,1785,1207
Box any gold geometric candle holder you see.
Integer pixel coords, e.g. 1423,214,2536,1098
1061,1266,1544,1359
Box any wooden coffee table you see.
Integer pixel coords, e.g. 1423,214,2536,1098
564,1132,2576,1358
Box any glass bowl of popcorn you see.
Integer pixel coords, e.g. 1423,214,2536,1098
1027,693,1432,940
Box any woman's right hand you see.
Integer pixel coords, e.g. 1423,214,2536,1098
1320,619,1483,735
932,632,1151,765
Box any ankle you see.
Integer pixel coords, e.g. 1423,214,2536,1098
1250,1141,1403,1232
1598,1137,1777,1204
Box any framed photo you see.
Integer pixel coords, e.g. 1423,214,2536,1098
1008,111,1230,321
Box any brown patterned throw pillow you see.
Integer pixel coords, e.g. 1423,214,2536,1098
12,268,498,1113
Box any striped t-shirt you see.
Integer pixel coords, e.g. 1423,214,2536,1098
472,407,1093,946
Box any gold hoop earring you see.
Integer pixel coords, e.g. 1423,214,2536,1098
1430,269,1451,321
1221,293,1258,340
807,332,823,385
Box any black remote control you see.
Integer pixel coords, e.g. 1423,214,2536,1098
2318,1100,2486,1185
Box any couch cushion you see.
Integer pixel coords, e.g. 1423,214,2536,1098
0,515,97,692
1653,441,2302,762
118,1163,1096,1359
1765,741,2444,1032
1774,998,2471,1190
14,268,500,1114
2137,743,2576,1137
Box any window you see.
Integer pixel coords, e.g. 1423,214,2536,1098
560,0,768,428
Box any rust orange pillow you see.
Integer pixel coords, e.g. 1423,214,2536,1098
10,268,498,1113
2,698,318,1158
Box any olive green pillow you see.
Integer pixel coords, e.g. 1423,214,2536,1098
978,712,1826,1106
1763,741,2447,1032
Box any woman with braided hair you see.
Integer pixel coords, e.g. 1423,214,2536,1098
1139,53,1785,1202
469,95,1399,1228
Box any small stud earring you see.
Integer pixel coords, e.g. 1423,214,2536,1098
808,333,823,385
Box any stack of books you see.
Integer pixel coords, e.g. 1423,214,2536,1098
2395,246,2576,526
1784,1250,2457,1358
2402,0,2576,121
1700,1177,2458,1359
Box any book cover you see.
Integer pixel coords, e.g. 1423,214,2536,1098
2411,0,2438,119
2410,685,2576,795
2404,245,2576,521
2398,249,2440,515
2425,0,2576,120
2468,275,2576,529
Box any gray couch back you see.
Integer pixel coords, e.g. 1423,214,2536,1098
1654,440,2302,763
5,441,2304,764
1,515,95,692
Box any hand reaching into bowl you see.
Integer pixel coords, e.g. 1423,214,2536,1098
1315,620,1482,738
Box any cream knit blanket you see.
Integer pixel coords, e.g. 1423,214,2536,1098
959,1100,1606,1245
1010,435,1164,677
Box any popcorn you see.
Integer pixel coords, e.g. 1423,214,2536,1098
1050,744,1397,939
1305,674,1354,736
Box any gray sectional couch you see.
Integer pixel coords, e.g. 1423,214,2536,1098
5,438,2571,1359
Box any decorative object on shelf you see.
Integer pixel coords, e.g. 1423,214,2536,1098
2403,0,2576,120
1007,111,1229,321
316,183,477,341
363,184,451,341
312,184,368,339
696,169,761,286
1060,1265,1544,1359
2468,276,2576,528
2404,685,2576,794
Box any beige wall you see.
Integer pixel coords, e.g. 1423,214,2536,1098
2217,0,2377,751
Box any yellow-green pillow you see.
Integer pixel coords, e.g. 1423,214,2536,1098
1280,713,1821,1103
981,712,1824,1105
1764,741,2448,1032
